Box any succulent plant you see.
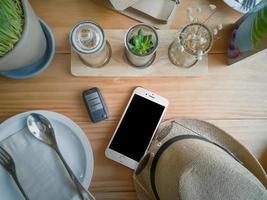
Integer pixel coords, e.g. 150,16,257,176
128,29,154,56
252,3,267,47
0,0,24,57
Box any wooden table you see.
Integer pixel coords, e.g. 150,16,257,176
0,0,267,199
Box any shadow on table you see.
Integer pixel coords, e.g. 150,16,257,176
259,149,267,173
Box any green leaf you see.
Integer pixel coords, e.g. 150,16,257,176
128,28,154,55
252,4,267,47
138,28,144,37
0,0,24,57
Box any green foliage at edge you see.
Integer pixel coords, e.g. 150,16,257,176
129,29,154,56
0,0,24,57
252,4,267,47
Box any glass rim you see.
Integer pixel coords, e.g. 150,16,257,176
70,20,105,55
179,22,214,56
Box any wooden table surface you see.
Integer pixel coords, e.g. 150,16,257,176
0,0,267,199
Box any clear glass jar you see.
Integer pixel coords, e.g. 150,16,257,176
70,21,111,68
168,22,213,68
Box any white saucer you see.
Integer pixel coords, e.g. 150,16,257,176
0,110,94,200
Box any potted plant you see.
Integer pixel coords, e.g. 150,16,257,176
228,0,267,64
124,24,159,68
0,0,48,72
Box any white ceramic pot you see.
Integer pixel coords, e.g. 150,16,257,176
0,0,47,71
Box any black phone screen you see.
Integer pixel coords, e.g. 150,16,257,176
109,94,165,162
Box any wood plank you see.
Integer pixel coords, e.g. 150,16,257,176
71,30,208,77
94,192,137,200
29,0,242,53
0,55,266,194
1,53,267,122
0,0,266,199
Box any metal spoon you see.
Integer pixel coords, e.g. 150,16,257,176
26,113,95,200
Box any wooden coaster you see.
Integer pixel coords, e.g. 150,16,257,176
71,30,208,77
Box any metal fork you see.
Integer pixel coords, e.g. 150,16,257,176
0,146,29,200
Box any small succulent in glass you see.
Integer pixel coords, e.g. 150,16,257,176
168,4,223,68
125,24,158,68
128,29,154,56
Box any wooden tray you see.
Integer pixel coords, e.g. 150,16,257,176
71,30,208,77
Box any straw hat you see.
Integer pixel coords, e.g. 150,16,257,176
133,118,267,200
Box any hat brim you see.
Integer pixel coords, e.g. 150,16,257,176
155,118,267,187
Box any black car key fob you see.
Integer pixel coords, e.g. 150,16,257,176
82,87,109,123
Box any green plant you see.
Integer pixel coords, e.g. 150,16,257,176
0,0,24,57
252,3,267,47
129,29,154,55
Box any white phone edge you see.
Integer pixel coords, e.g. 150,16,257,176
105,87,169,170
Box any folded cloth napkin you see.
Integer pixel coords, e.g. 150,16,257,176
130,0,177,21
0,127,77,200
108,0,139,10
95,0,178,29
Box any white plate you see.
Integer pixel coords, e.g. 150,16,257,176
223,0,261,13
0,110,94,200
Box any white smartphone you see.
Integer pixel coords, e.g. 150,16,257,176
105,87,168,169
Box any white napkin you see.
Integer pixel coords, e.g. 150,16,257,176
131,0,177,21
109,0,140,10
0,127,78,200
96,0,178,28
